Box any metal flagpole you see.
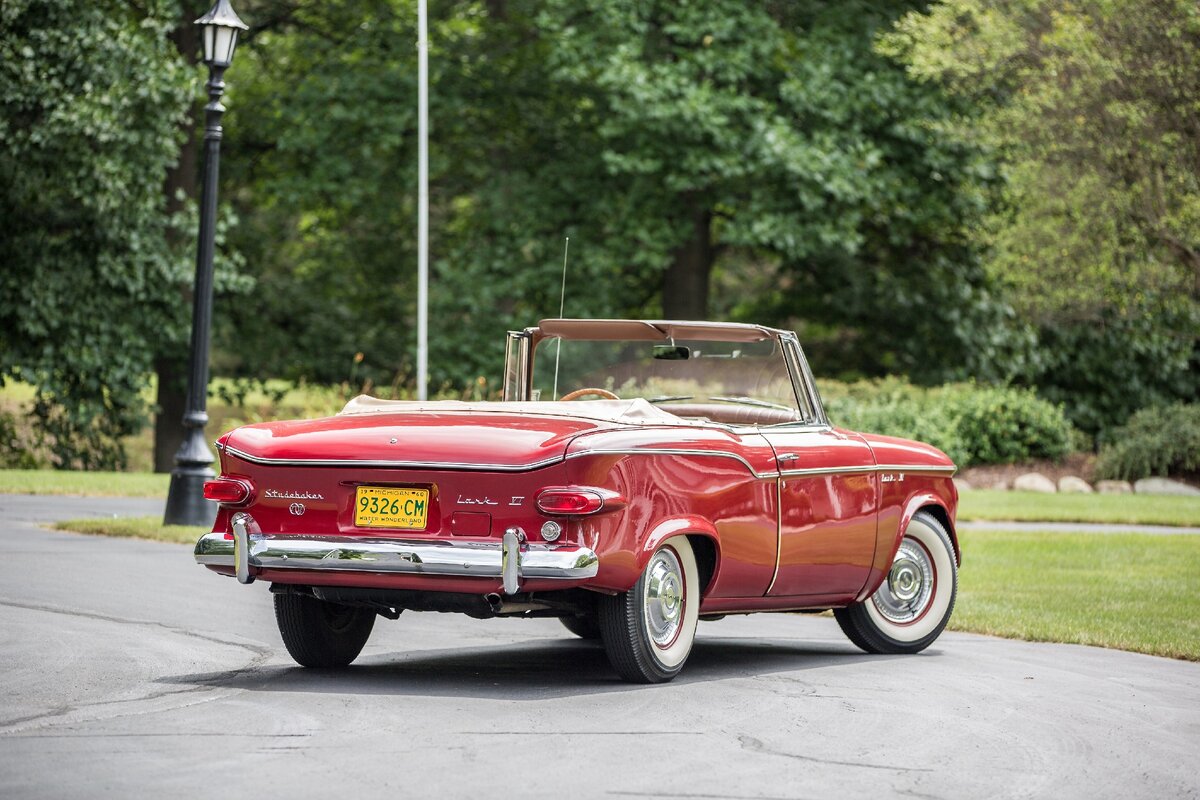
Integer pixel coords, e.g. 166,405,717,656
416,0,429,400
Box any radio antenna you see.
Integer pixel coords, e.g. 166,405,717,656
552,237,570,400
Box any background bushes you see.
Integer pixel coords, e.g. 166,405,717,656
818,378,1075,468
1095,404,1200,481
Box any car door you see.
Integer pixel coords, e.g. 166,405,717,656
762,426,879,598
761,338,879,599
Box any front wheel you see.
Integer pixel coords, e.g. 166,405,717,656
274,593,376,668
599,536,700,683
834,511,957,655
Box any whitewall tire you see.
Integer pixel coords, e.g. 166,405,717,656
834,511,957,654
599,536,700,683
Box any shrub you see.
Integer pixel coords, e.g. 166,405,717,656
0,410,49,469
818,378,1075,468
946,384,1075,465
1095,404,1200,481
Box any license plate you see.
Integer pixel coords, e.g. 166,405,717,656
354,486,430,530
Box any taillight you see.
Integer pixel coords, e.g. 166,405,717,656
203,477,253,506
536,487,609,515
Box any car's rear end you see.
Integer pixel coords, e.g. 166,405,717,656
194,409,619,608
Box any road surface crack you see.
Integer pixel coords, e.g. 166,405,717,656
738,734,932,772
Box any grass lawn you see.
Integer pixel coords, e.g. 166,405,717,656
958,489,1200,527
0,469,168,497
950,529,1200,661
54,516,203,545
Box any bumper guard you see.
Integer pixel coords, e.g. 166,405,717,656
194,514,599,595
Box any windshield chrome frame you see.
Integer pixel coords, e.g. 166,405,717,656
503,330,534,401
778,333,829,427
511,323,827,426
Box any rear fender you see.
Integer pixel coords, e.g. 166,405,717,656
638,515,721,595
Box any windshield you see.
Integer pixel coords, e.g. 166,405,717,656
530,336,805,424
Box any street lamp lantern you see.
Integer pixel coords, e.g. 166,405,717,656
196,0,247,67
163,0,248,527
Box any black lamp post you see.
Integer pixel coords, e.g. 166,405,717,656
163,0,248,526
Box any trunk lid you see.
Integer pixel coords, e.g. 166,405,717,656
223,410,617,470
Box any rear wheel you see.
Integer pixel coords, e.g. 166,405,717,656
273,593,376,668
559,614,601,640
599,536,699,683
834,511,957,655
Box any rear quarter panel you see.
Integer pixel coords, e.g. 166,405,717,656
564,426,779,597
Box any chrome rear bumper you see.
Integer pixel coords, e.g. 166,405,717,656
193,514,599,595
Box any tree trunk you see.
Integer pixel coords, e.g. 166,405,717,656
154,6,202,473
663,207,714,320
154,356,189,472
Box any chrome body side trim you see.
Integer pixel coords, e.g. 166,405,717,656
874,464,957,476
194,528,598,591
778,464,878,478
221,444,563,472
778,464,956,477
566,447,775,479
565,448,957,480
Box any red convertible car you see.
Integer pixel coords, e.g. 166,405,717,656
196,319,959,683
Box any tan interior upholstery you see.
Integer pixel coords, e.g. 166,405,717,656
660,403,801,426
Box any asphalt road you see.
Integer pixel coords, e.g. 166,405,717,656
1,495,1198,799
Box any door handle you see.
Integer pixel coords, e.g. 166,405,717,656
778,453,800,462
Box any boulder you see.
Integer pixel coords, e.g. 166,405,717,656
1058,476,1093,494
953,478,974,493
1133,477,1200,496
1095,480,1133,495
1013,472,1057,493
988,480,1010,491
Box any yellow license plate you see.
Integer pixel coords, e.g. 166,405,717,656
354,486,430,530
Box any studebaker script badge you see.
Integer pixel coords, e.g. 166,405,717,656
265,489,326,500
880,473,906,483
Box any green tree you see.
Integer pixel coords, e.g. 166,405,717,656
0,0,196,468
222,0,1018,389
881,0,1200,431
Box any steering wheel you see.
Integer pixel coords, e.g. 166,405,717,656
560,387,620,401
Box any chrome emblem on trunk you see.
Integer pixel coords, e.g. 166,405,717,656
457,495,498,506
289,502,305,516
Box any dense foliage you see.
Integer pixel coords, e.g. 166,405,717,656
820,378,1075,467
219,0,1018,389
2,0,1194,470
880,0,1200,432
1095,404,1200,481
0,0,194,467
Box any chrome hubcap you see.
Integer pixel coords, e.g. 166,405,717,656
872,538,934,624
644,549,685,646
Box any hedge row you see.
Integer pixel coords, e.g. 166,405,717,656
1095,403,1200,481
817,378,1076,469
